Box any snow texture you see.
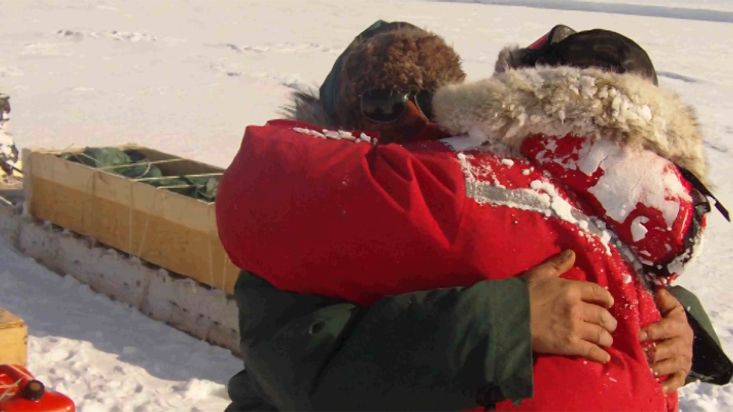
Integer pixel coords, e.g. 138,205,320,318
581,139,690,227
0,1,731,411
631,216,650,242
457,152,617,256
0,236,239,412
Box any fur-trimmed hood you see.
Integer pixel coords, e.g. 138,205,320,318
281,89,336,128
283,66,707,182
433,65,707,182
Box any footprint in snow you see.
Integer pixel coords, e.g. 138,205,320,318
216,42,336,54
216,43,269,53
657,71,701,84
705,140,729,153
107,30,156,43
57,29,156,43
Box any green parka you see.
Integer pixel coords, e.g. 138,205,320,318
226,271,534,411
225,273,732,411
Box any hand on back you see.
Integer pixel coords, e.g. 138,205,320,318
641,289,694,393
523,250,617,363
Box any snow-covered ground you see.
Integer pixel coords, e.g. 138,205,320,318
0,0,731,411
0,237,239,412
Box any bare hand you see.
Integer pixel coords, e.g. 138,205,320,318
524,250,617,363
641,288,693,393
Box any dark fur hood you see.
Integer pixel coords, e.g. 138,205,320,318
281,89,336,128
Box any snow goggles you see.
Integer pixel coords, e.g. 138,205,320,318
360,89,434,123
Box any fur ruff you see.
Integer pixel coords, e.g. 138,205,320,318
433,65,708,182
494,45,534,73
280,89,336,128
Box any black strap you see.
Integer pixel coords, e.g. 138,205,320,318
642,177,711,278
686,311,733,384
678,167,730,222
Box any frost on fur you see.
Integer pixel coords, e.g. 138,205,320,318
432,66,708,184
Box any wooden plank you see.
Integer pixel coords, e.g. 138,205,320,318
0,308,27,366
26,146,239,293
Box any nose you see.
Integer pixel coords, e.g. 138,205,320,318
399,100,431,131
401,100,448,141
404,99,429,122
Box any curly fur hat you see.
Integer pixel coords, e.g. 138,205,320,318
319,21,465,128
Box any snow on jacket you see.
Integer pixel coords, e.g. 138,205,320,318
216,67,708,411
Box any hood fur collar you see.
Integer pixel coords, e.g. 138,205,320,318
281,89,336,128
433,66,707,182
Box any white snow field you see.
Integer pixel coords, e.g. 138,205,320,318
0,0,731,411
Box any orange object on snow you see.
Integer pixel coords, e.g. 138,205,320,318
0,365,75,412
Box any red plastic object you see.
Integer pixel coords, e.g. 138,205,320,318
0,365,75,412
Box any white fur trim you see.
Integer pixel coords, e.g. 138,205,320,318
433,66,707,182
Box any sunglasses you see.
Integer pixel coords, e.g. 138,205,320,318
360,89,434,123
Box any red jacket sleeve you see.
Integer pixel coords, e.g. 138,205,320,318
217,120,477,305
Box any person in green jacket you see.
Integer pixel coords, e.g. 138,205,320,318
224,21,730,411
228,251,619,410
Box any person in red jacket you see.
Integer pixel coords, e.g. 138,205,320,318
306,19,702,387
220,22,729,411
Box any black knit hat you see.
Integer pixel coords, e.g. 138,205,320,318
495,26,658,85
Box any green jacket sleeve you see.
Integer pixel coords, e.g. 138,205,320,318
227,271,533,411
668,286,733,385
